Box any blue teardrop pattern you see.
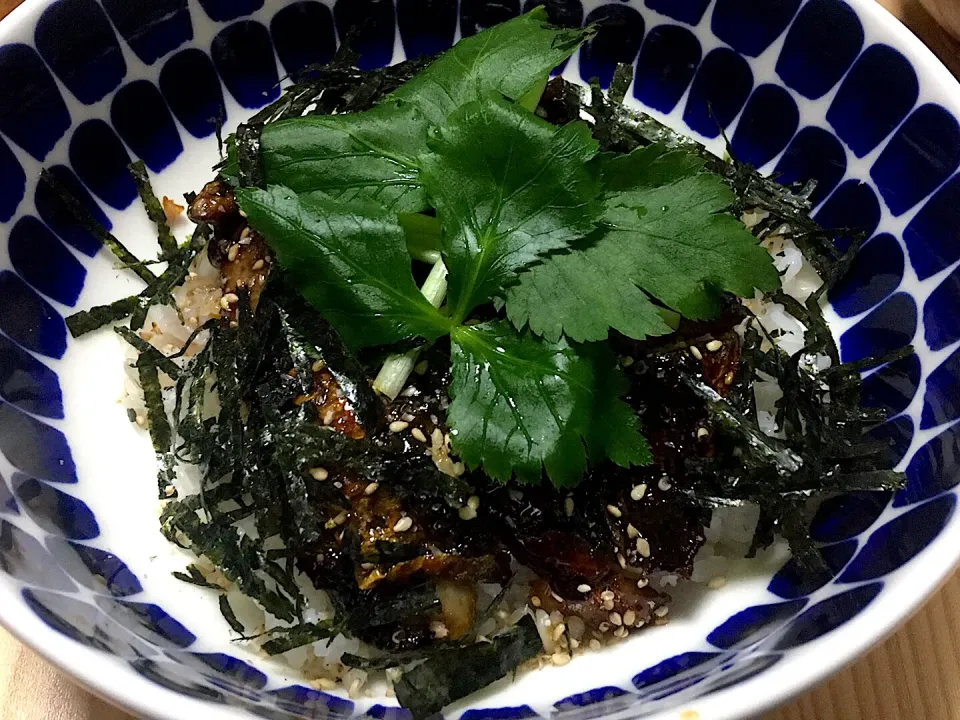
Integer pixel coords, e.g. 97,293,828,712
767,540,857,599
810,491,891,544
96,597,197,649
632,652,721,691
839,292,917,364
160,49,226,140
11,474,99,540
197,0,264,23
683,47,753,140
772,582,883,649
860,353,922,417
334,0,398,70
398,0,458,60
459,707,539,720
270,685,355,718
69,119,137,210
174,652,268,692
0,272,66,360
773,127,847,208
870,414,915,468
814,180,881,252
632,24,700,114
0,521,76,591
828,234,903,319
0,136,25,223
101,0,192,65
698,654,783,699
903,173,960,281
270,2,338,76
707,599,808,649
645,0,711,25
922,346,960,429
212,21,281,110
0,44,71,160
775,0,863,100
111,80,184,173
730,84,800,169
872,104,960,217
895,422,960,507
0,473,17,515
0,402,77,485
34,165,111,257
924,264,960,352
827,44,919,158
34,0,126,105
712,0,801,58
0,332,63,419
580,5,646,90
555,687,628,711
24,589,156,658
840,495,956,582
131,658,226,702
46,537,143,596
460,0,520,37
8,216,86,307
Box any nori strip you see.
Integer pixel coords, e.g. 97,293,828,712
260,622,336,655
137,357,177,498
235,122,265,189
129,160,178,259
345,583,439,631
219,594,246,635
393,616,542,720
115,326,182,379
172,564,222,590
66,296,139,337
39,169,158,285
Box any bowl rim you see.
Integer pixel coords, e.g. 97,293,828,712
1,1,959,719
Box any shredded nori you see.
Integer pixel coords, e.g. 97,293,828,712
129,160,178,259
219,594,247,635
235,122,265,189
66,296,140,338
137,357,177,499
172,564,223,590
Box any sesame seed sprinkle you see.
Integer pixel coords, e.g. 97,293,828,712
389,420,409,433
467,495,480,511
364,482,379,496
654,605,670,618
252,259,265,270
636,538,651,557
600,590,615,602
613,626,629,639
609,612,622,626
617,553,627,569
411,427,427,443
309,467,329,481
458,505,477,521
606,504,622,518
227,244,239,262
531,596,542,607
577,584,592,593
658,477,672,491
706,339,723,352
697,427,709,439
589,639,602,651
311,359,326,372
630,484,647,501
551,652,571,666
393,516,413,533
627,523,640,539
623,609,636,626
707,576,727,590
636,578,648,589
689,346,703,361
564,497,575,516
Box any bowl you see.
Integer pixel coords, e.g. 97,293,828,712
0,1,958,719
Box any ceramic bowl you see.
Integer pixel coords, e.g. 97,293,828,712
0,1,958,719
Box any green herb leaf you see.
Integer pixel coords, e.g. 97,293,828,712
420,94,601,323
388,8,591,127
448,321,648,487
226,101,431,213
236,185,452,349
506,145,780,341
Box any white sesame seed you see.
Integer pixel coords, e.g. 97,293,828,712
617,553,627,569
552,623,566,641
609,612,623,626
707,576,727,590
630,484,647,501
229,320,239,328
411,427,427,443
227,244,240,262
598,622,611,633
603,599,615,611
164,485,176,497
589,639,602,651
531,596,542,607
309,467,329,481
467,495,480,511
458,505,477,521
223,292,240,305
364,482,379,496
551,592,564,603
658,477,672,491
219,296,232,310
135,414,146,427
311,359,325,372
706,340,723,352
323,409,335,426
620,356,634,367
252,259,265,271
569,638,580,650
393,516,414,532
577,584,592,593
430,621,449,639
332,510,348,526
636,578,649,589
389,420,409,433
697,427,709,439
240,226,252,240
600,590,615,602
613,626,629,639
623,610,636,626
636,538,651,557
551,652,571,666
654,605,670,618
627,523,640,539
606,504,622,518
564,497,575,516
689,346,703,361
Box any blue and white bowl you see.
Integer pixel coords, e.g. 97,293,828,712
0,1,958,718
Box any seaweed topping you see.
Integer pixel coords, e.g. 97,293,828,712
129,160,178,259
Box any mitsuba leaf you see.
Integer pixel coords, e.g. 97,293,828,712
420,94,602,323
225,101,430,214
447,321,648,487
388,8,591,127
506,145,780,341
236,185,452,349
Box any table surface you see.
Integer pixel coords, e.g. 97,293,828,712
1,0,959,718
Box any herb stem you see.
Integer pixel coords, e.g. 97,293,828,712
373,258,448,399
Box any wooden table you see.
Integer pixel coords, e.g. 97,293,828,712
1,0,959,718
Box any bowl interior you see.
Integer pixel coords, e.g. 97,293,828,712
1,2,959,720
